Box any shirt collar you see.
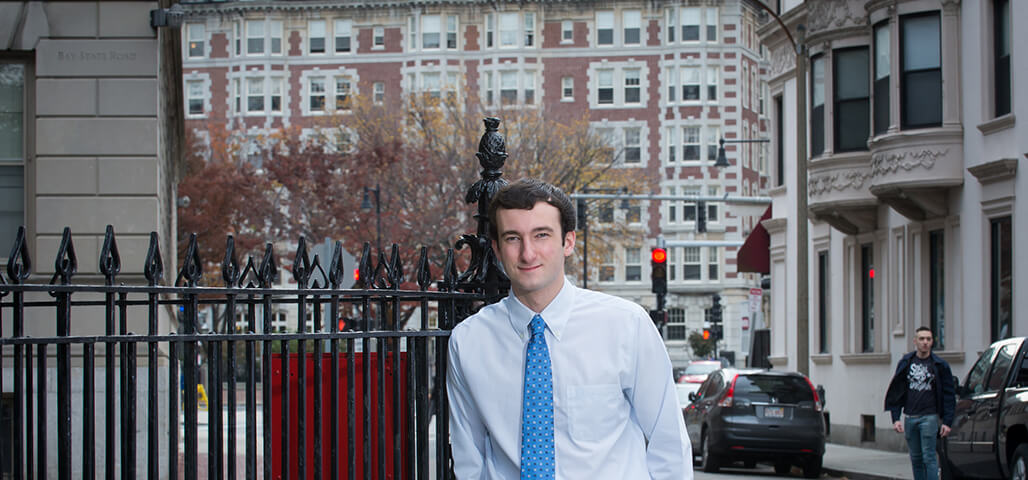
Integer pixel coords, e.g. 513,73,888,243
505,276,576,343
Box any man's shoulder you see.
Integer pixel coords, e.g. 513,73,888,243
930,352,953,370
574,287,647,315
450,300,508,341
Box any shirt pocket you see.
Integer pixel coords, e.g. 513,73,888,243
567,383,628,442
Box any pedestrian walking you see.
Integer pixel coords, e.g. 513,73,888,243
884,326,956,480
446,178,692,479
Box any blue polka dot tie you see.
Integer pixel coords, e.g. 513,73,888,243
521,314,555,479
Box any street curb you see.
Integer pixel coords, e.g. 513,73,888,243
822,466,903,480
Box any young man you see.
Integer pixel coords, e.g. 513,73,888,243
447,179,692,479
884,326,956,480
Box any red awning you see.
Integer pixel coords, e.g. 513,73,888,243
736,205,772,274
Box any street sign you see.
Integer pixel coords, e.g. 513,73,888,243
742,316,749,331
749,288,762,313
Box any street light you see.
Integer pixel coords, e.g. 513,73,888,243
715,137,771,169
361,183,382,252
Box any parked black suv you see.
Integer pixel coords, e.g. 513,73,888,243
941,336,1028,480
683,368,826,477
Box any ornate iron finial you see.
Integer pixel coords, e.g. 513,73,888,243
176,233,203,287
309,254,327,289
222,235,240,288
385,243,403,289
357,242,372,289
100,225,121,286
416,246,431,291
239,256,258,288
50,227,78,285
292,236,312,289
328,240,345,288
6,225,31,284
455,117,510,299
257,243,277,289
143,231,163,286
440,248,457,293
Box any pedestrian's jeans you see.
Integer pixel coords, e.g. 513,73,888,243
905,414,940,480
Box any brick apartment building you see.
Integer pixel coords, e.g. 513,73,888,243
180,0,770,369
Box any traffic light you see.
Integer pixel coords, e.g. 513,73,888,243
576,198,587,230
710,294,723,341
651,247,667,295
702,329,711,340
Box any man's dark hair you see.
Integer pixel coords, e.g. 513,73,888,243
916,326,933,336
488,178,576,242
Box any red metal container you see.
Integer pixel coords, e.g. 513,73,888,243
270,352,410,479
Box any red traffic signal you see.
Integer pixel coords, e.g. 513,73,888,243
702,329,711,340
651,247,667,264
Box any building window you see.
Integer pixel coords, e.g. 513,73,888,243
626,205,641,223
484,14,494,48
707,247,719,280
599,252,615,282
0,62,24,250
706,67,718,101
233,22,241,56
623,128,641,164
775,95,784,186
625,247,641,281
810,54,825,157
334,19,352,53
991,216,1012,341
596,11,614,46
409,16,417,50
232,78,240,113
447,15,459,49
834,47,870,152
597,70,613,104
624,69,640,104
309,20,326,54
484,71,494,104
270,20,283,55
562,76,573,100
562,20,573,42
422,72,441,99
682,126,700,162
680,66,700,101
861,243,875,352
500,71,516,104
665,9,675,43
524,12,535,47
247,20,264,55
373,27,385,48
929,230,945,350
247,78,264,113
667,308,686,340
706,8,718,42
818,251,829,353
335,77,351,110
680,8,700,41
665,127,677,164
665,67,676,103
901,13,941,129
499,13,518,47
667,247,677,280
524,72,535,105
422,15,440,49
994,0,1011,117
270,78,282,113
309,77,326,112
598,205,613,224
187,80,204,115
705,126,719,162
706,185,719,222
623,10,641,45
873,22,890,136
187,23,205,58
373,82,385,104
684,247,701,280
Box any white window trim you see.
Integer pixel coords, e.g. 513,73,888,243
477,64,539,108
308,19,327,55
561,20,574,44
587,60,651,109
300,68,359,115
591,120,651,168
184,74,211,118
334,18,354,54
373,26,385,49
186,23,206,59
246,19,265,56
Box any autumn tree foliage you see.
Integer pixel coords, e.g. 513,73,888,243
178,93,646,303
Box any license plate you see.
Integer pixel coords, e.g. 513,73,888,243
764,406,784,418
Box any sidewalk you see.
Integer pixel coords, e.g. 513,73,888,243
823,443,913,480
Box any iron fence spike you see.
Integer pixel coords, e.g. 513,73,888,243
258,243,277,288
222,235,240,287
293,236,311,288
416,246,431,291
6,225,31,284
143,231,163,286
328,240,344,288
358,242,372,289
51,227,78,286
99,225,121,285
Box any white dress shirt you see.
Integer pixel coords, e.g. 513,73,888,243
447,277,693,479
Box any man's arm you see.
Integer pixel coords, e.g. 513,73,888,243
625,312,693,480
939,360,957,436
447,335,487,479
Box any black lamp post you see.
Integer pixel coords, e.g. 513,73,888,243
361,183,382,252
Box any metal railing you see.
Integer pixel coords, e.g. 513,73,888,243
0,117,513,480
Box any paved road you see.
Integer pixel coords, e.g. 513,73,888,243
694,463,844,479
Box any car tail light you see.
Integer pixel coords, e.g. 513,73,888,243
805,377,823,412
718,374,739,407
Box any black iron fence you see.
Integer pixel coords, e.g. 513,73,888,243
0,118,512,480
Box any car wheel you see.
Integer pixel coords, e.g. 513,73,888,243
701,431,721,473
802,455,823,478
1010,444,1028,480
774,460,791,475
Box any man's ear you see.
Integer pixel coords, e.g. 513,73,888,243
562,230,576,256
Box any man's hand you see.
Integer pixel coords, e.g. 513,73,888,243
893,420,904,433
940,424,951,437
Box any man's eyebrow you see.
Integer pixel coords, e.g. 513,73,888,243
499,226,555,237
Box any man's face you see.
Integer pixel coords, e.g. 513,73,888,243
915,331,934,355
492,202,575,306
